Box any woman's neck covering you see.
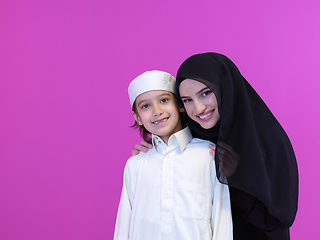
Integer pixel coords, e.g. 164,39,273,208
175,52,298,227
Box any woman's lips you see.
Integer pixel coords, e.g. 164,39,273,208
196,110,214,121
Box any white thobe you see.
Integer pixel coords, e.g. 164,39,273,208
114,127,233,240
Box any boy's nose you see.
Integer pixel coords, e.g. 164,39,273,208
153,104,163,116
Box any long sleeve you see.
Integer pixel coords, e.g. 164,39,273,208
211,164,233,240
114,167,132,240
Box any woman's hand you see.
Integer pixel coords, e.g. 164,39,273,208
209,144,216,157
131,140,153,155
210,142,240,178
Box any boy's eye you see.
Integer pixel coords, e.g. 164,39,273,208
160,98,168,103
141,104,150,109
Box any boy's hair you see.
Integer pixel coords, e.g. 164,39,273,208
131,101,152,143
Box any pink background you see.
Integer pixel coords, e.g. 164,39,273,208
0,0,319,239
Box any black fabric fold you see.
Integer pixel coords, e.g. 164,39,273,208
175,53,298,233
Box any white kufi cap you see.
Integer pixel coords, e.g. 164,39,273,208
128,70,176,107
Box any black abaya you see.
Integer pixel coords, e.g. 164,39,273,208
175,53,298,239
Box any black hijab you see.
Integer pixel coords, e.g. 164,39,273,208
175,52,298,227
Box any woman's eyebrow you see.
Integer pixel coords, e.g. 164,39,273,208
181,87,210,98
180,95,189,99
196,87,210,95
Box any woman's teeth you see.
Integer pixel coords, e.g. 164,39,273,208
198,111,213,119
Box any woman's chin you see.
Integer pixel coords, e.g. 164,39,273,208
199,122,215,129
198,118,220,129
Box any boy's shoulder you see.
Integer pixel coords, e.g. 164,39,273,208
183,137,214,155
126,147,158,164
182,138,215,163
188,137,214,148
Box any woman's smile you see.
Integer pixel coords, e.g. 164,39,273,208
196,109,215,120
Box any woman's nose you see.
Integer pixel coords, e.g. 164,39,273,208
194,99,206,113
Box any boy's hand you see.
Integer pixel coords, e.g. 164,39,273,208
210,142,240,178
131,141,153,155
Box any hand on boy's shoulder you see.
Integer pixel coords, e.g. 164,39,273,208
131,149,140,155
216,141,240,178
131,141,153,156
190,139,239,178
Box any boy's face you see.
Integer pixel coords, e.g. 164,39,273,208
133,90,183,144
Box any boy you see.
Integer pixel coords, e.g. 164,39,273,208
114,70,232,240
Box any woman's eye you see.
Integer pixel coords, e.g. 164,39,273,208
202,90,212,97
182,99,192,103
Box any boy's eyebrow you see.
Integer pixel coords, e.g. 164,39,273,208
137,92,173,107
180,87,210,98
159,93,172,97
137,99,148,107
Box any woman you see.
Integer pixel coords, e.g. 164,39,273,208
134,53,298,239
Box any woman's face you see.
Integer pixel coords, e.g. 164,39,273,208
179,79,220,129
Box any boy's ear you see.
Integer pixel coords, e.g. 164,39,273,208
133,111,143,126
179,105,185,113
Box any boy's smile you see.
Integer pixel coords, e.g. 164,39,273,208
152,117,169,125
133,90,183,144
